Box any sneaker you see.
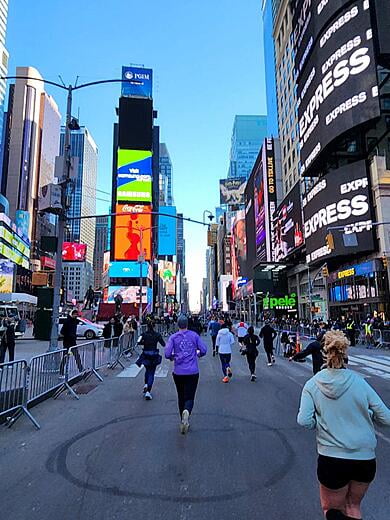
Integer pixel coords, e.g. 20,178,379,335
227,367,233,378
144,391,152,400
272,356,276,363
222,376,229,383
143,384,148,394
213,350,216,357
251,374,256,382
267,363,272,367
181,409,190,434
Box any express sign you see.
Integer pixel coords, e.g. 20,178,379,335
297,0,380,176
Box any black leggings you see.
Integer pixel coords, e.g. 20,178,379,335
264,345,274,363
246,353,257,374
0,342,15,363
173,373,199,416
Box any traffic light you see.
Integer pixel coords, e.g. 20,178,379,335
326,232,335,250
322,264,329,278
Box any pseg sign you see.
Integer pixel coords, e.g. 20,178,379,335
122,66,153,98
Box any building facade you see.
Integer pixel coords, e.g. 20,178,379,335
228,115,267,179
159,143,173,206
0,0,9,165
60,127,98,265
262,0,278,137
63,261,94,304
93,215,109,290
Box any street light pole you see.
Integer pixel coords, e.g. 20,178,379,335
138,228,144,324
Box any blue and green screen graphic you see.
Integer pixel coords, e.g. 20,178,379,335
116,150,152,202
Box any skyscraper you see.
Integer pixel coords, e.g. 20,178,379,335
60,127,98,265
227,115,267,179
262,0,278,137
93,215,109,290
0,0,9,160
159,143,173,205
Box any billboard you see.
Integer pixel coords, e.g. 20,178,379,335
254,139,277,261
297,0,380,175
158,206,177,256
158,261,176,296
273,183,304,262
116,150,152,202
118,97,153,151
231,210,247,285
107,286,150,304
109,261,149,279
122,66,153,98
0,260,14,293
114,204,152,261
62,242,87,262
245,172,256,279
219,178,246,205
302,161,374,264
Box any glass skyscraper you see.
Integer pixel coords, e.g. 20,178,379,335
227,115,268,179
262,0,278,137
159,143,174,205
0,0,9,176
60,127,98,265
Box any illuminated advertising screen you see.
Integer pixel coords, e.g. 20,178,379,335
114,204,152,261
122,66,153,98
219,178,246,205
231,210,247,286
254,139,277,261
297,0,380,175
302,161,374,264
118,97,153,151
107,286,148,304
109,261,149,279
158,261,176,296
273,183,304,262
158,206,177,256
62,242,87,262
0,260,14,293
244,175,256,279
116,150,152,202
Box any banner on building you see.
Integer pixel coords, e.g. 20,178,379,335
62,242,87,262
116,150,152,202
158,206,177,256
158,260,176,296
219,177,246,205
0,260,14,293
122,66,153,98
273,182,304,261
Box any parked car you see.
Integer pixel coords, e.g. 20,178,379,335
59,317,103,340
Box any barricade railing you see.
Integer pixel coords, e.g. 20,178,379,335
28,349,67,403
0,360,39,429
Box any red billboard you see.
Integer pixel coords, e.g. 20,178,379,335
62,242,87,262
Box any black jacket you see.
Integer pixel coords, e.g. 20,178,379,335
260,325,277,346
103,322,123,339
292,340,324,374
138,330,165,351
61,316,78,348
243,333,260,355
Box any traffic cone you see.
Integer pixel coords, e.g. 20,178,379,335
296,332,301,353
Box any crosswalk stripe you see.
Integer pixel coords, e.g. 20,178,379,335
117,365,142,378
353,354,390,368
155,366,169,378
349,355,390,375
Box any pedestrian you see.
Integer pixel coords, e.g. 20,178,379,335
235,321,248,349
103,316,123,348
259,321,277,366
135,321,166,400
346,315,356,347
114,293,123,314
297,330,390,520
290,331,325,375
208,317,221,356
215,322,235,383
242,326,260,381
84,285,95,310
60,310,83,375
165,315,207,434
0,319,16,364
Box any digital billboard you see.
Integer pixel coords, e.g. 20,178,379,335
273,183,304,262
219,178,246,205
254,139,277,261
302,161,374,264
244,172,256,279
158,261,176,296
118,97,153,151
158,206,177,256
109,261,149,279
62,242,87,262
122,66,153,98
114,204,152,261
0,260,14,293
107,286,149,304
231,210,247,285
116,150,152,202
297,0,380,175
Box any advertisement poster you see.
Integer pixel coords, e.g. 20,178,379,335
158,206,177,256
254,165,266,259
109,261,149,279
107,286,148,304
122,66,153,98
116,150,152,203
158,261,176,296
114,204,152,261
219,178,246,205
0,260,14,293
231,210,247,286
62,242,87,262
273,183,304,261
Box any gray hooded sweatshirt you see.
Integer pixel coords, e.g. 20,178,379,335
297,368,390,460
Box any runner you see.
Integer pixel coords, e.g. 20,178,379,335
259,321,277,366
242,326,260,381
208,316,221,356
215,322,235,383
235,321,248,349
297,330,390,520
135,321,166,400
165,315,207,434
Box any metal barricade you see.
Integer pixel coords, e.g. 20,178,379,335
94,338,112,369
28,349,67,403
380,330,390,349
0,360,39,429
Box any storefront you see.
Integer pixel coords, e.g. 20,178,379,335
328,259,389,321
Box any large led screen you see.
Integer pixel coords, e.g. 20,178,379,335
302,161,374,264
273,183,304,262
158,206,177,256
62,242,87,262
116,150,152,202
122,66,153,98
297,0,380,175
0,260,14,293
231,210,247,285
114,204,152,261
219,178,246,205
107,286,149,304
118,97,153,151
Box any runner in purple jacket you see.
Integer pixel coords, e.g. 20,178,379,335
165,315,207,434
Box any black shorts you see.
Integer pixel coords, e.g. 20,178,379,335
317,455,376,490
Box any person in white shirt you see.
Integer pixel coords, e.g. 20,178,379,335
216,323,236,383
235,321,248,349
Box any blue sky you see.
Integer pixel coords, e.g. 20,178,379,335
7,0,267,309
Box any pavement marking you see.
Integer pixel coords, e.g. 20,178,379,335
117,365,142,378
376,430,390,446
348,355,390,378
353,354,390,368
155,366,169,378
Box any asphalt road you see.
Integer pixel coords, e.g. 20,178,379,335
1,336,390,520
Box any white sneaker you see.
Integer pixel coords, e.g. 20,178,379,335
181,409,190,434
251,374,256,382
267,363,272,367
144,391,152,400
143,384,148,394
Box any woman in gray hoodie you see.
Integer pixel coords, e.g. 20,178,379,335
297,330,390,520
